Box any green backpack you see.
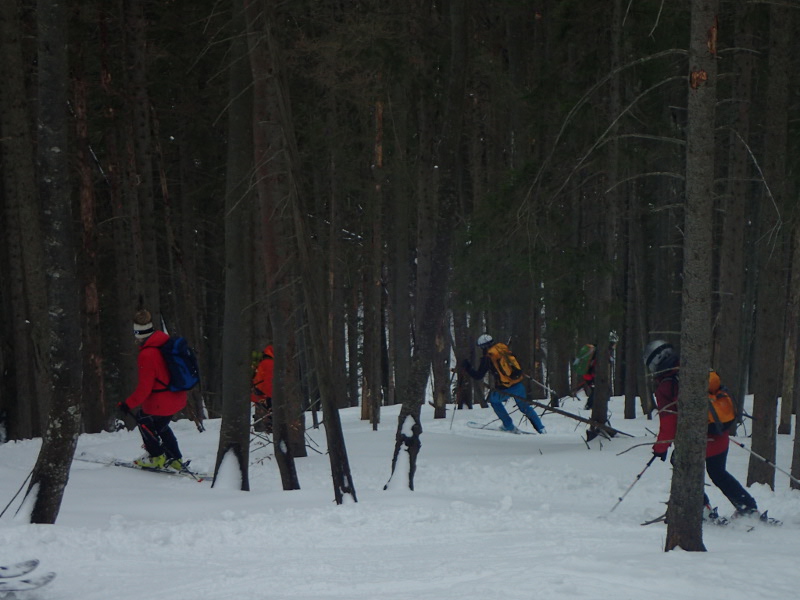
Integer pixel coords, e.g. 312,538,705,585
573,344,595,377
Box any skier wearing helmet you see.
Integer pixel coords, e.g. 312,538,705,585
461,334,546,433
644,339,758,521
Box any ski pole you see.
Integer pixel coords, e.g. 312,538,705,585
0,468,33,520
527,376,566,403
448,368,459,430
728,437,800,487
609,454,658,513
527,375,583,405
526,376,583,420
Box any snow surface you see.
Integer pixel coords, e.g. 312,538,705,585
1,395,799,600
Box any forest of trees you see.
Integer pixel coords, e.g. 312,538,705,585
1,0,798,544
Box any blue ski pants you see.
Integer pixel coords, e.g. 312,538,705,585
488,382,545,432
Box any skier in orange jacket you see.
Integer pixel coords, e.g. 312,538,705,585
251,345,274,433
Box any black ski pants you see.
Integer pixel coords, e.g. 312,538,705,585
704,450,757,512
137,413,182,460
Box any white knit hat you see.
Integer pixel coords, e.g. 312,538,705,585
133,321,155,340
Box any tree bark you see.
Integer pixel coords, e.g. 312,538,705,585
430,313,452,419
213,0,255,490
389,0,466,490
588,0,623,434
747,4,791,489
665,0,719,553
252,0,355,501
26,0,83,524
783,220,800,438
123,0,159,314
74,25,108,434
361,184,383,426
244,0,302,491
714,1,754,403
0,0,51,439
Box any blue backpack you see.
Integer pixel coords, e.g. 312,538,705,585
156,336,200,392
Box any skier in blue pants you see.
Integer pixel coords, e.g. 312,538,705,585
461,334,546,434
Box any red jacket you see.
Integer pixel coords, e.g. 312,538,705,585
250,345,274,403
653,369,728,458
125,330,188,416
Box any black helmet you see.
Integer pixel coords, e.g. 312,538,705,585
643,340,675,373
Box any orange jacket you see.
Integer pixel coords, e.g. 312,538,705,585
124,330,188,416
251,345,274,403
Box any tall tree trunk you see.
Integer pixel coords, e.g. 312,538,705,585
98,1,139,409
388,81,413,409
151,107,206,430
174,127,208,427
714,1,754,400
624,195,646,419
389,0,466,490
784,219,800,438
74,29,107,434
213,0,255,490
124,0,159,314
251,0,354,500
665,0,719,553
747,4,791,488
244,0,301,491
0,0,51,439
346,286,360,408
361,176,383,426
431,315,451,419
325,110,349,413
452,309,474,409
774,8,796,437
271,305,303,488
589,0,623,433
26,0,82,524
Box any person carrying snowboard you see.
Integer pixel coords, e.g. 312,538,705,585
461,334,545,433
119,309,187,470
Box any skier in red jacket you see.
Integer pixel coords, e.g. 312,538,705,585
250,345,274,433
119,310,187,470
644,339,757,520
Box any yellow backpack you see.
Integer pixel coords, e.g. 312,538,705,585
486,343,524,388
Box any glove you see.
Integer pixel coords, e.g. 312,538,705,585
652,449,668,462
460,359,470,372
117,401,131,415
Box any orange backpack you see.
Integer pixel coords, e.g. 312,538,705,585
707,371,737,433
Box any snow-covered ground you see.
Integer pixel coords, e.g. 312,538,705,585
1,395,798,600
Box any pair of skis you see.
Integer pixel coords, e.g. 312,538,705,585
74,453,212,482
0,560,55,593
641,510,782,528
465,421,537,435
